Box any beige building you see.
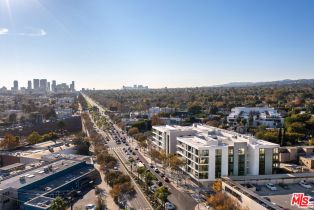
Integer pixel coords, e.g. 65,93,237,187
299,156,314,169
279,146,314,163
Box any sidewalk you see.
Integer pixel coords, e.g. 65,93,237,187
69,164,119,210
195,202,211,210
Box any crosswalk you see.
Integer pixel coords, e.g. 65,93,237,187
107,146,126,151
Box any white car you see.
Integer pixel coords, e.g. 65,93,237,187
85,204,96,210
266,183,277,191
165,202,176,210
299,180,312,189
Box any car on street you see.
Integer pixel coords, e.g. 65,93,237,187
299,180,312,189
164,177,170,182
85,204,96,210
154,168,160,173
266,183,277,191
165,202,176,210
160,173,165,178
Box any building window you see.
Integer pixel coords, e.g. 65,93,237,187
238,148,245,155
215,149,222,178
199,157,208,164
273,148,279,173
195,149,199,156
200,150,209,156
228,147,234,176
259,148,265,175
238,147,245,176
228,147,234,155
199,172,208,179
195,165,199,170
199,165,208,172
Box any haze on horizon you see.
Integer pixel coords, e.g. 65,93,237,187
0,0,313,90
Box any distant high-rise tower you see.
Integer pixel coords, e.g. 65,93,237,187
51,80,56,92
47,82,51,91
33,79,40,90
70,81,75,92
27,80,32,90
13,80,18,91
39,79,47,91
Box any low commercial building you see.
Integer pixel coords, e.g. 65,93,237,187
0,159,99,210
152,124,279,185
0,163,25,177
222,173,314,210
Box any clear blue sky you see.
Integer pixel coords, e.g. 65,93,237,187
0,0,313,89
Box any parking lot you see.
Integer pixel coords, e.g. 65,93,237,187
249,182,314,210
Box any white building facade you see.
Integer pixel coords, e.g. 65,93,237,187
227,107,283,128
152,124,279,185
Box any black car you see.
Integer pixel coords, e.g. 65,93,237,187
164,177,170,182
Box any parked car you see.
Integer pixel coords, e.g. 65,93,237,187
266,183,277,191
299,180,312,189
160,173,165,178
164,177,170,183
85,204,96,210
154,168,160,173
165,202,176,210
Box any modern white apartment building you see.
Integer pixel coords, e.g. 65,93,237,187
152,125,196,154
227,107,283,128
152,124,279,185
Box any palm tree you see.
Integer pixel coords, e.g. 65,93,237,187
154,186,171,208
137,166,145,180
144,170,155,192
50,196,67,210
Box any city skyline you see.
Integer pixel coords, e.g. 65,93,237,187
0,0,314,89
1,78,75,93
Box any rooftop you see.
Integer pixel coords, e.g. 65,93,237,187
0,159,81,190
0,163,25,172
24,196,54,210
176,124,278,148
153,125,193,132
